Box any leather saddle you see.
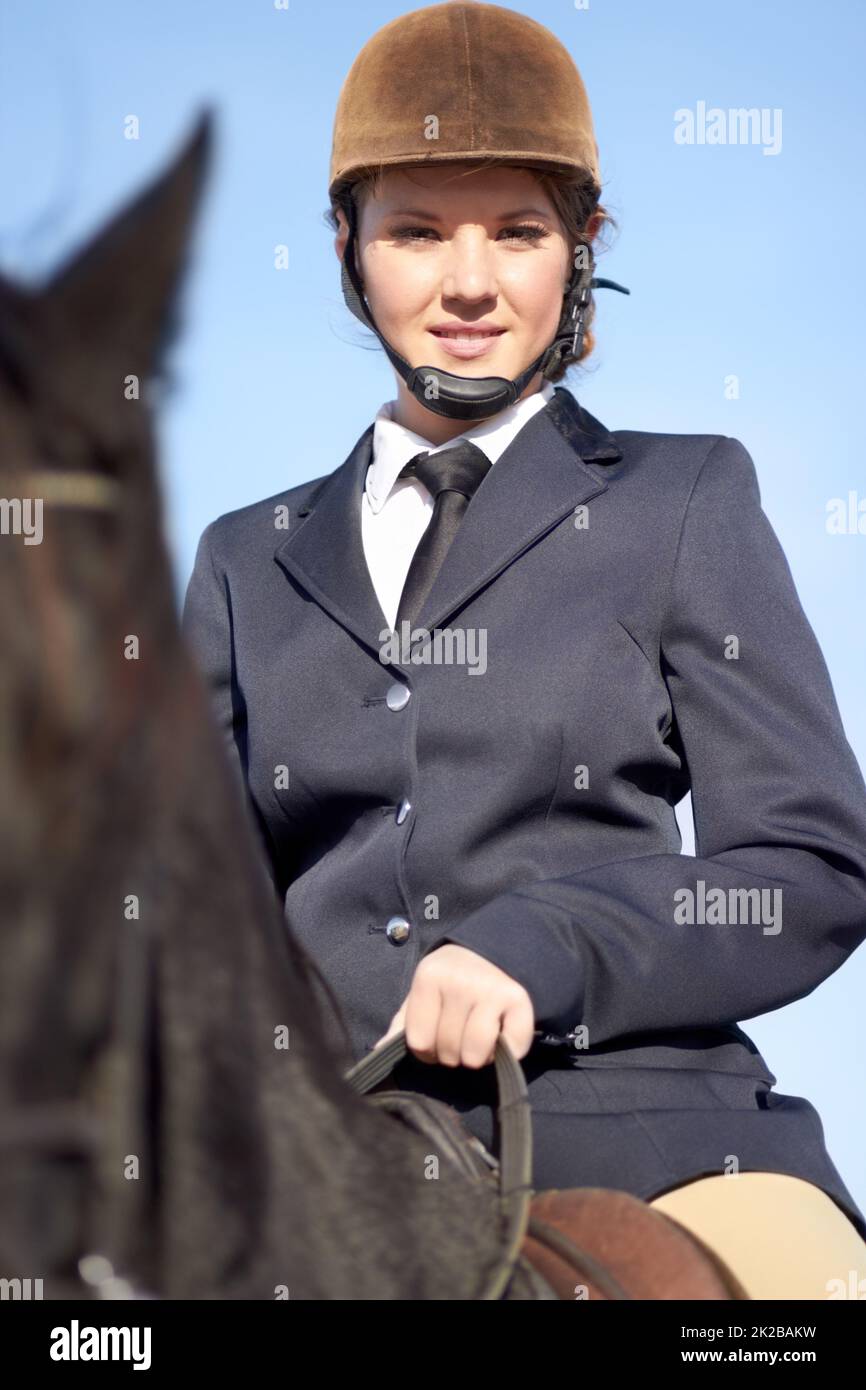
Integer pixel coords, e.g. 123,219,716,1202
344,1032,749,1301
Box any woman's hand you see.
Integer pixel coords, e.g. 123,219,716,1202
373,943,535,1067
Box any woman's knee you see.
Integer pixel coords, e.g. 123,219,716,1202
649,1171,866,1300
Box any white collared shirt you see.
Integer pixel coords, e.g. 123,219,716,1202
361,380,555,630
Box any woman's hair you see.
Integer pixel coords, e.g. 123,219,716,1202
324,160,619,381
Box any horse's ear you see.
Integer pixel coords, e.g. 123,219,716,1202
43,110,214,377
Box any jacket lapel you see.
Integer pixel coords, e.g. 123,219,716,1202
273,388,622,659
273,422,388,652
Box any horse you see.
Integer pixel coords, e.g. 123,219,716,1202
0,112,743,1301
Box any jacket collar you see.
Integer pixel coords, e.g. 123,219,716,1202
274,387,622,660
365,379,555,514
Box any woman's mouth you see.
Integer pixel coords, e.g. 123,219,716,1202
427,328,506,360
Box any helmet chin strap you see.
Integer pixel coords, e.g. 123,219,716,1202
339,195,630,423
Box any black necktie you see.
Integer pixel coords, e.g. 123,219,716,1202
395,439,492,628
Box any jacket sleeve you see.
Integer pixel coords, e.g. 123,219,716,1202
425,436,866,1042
181,521,286,902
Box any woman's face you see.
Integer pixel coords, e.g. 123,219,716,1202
334,163,582,441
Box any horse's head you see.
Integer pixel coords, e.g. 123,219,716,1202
0,109,213,896
0,115,217,1293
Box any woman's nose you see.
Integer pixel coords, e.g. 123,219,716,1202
439,229,499,302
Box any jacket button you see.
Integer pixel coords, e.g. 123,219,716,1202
386,681,411,711
385,915,411,944
395,798,412,824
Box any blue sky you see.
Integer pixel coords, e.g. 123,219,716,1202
2,0,865,1212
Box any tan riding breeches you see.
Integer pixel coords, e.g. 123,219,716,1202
648,1171,866,1300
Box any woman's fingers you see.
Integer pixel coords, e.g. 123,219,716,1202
402,970,447,1063
373,998,407,1049
371,944,537,1067
499,994,537,1062
421,983,470,1067
458,1003,504,1068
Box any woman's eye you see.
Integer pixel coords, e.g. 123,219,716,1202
390,223,549,244
500,223,550,243
391,226,438,241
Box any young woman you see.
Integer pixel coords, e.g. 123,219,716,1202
183,2,866,1298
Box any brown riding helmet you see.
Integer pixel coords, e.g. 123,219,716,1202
329,0,602,200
